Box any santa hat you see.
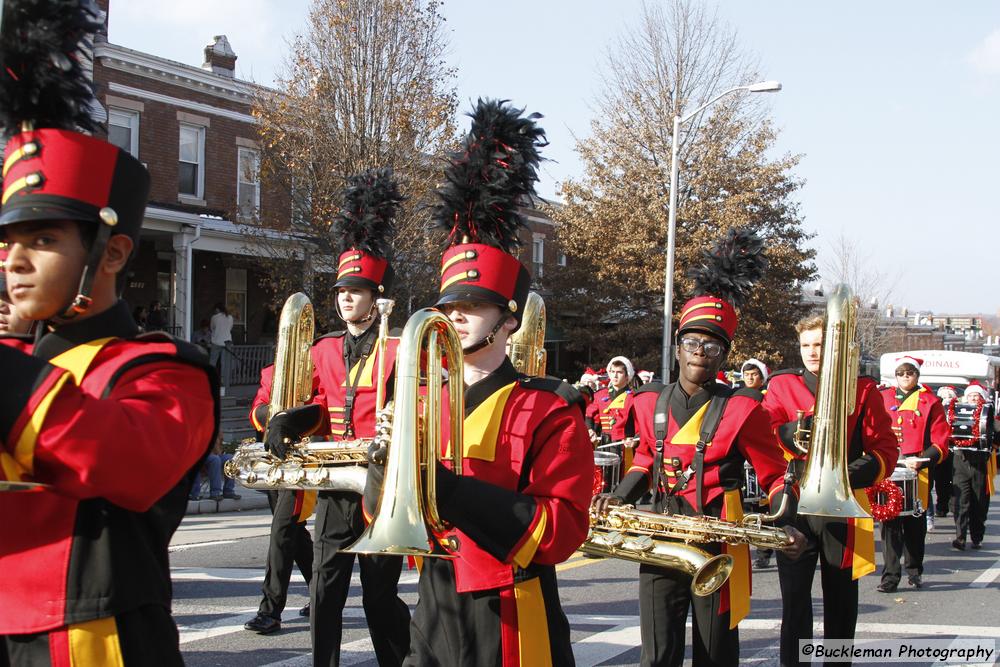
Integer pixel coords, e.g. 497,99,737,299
937,385,958,400
677,228,767,346
332,168,403,294
964,382,988,400
433,99,544,332
0,1,150,318
607,356,635,380
638,369,654,384
579,366,600,382
894,355,923,372
741,358,770,381
715,371,731,386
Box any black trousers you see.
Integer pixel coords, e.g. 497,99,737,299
311,491,410,667
259,490,314,619
637,556,738,667
953,451,990,544
776,515,858,667
879,513,926,584
930,456,953,515
0,605,182,666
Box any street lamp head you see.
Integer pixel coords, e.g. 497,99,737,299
747,80,782,93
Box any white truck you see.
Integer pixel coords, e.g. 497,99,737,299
879,350,1000,396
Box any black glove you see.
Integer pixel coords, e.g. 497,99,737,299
264,404,323,460
367,439,387,466
777,415,813,452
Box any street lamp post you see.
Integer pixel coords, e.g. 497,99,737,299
659,80,782,382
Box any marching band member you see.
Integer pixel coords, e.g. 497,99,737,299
950,382,996,550
877,356,950,591
740,359,768,391
0,3,219,662
594,229,805,667
931,385,959,520
0,243,32,338
587,355,637,444
739,359,772,568
763,315,897,667
242,364,315,634
403,99,593,666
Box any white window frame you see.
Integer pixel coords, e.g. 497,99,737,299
557,251,567,267
178,123,206,200
237,147,261,219
108,108,140,158
532,234,545,278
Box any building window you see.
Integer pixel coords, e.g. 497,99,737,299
557,252,567,267
532,235,545,278
108,108,139,158
225,268,247,327
237,147,260,220
178,124,206,198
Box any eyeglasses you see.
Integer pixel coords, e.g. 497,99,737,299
895,369,918,377
679,337,725,358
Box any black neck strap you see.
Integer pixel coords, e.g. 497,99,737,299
58,219,115,322
462,316,506,355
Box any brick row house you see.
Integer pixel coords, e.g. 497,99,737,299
84,1,576,382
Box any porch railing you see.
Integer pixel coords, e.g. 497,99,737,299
228,344,275,386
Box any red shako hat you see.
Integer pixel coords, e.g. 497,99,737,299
433,99,546,330
332,168,403,294
0,0,151,317
677,228,767,347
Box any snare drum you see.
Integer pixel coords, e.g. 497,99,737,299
876,466,922,517
593,450,621,495
742,462,765,505
949,402,991,451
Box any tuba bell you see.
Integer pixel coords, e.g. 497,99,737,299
345,308,464,558
796,283,869,518
506,291,546,376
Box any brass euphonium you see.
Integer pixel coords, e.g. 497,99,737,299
224,295,390,493
345,308,464,558
506,291,546,376
796,283,869,518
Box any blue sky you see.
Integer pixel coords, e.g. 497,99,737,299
109,1,999,314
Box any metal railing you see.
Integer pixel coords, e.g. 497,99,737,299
227,344,275,386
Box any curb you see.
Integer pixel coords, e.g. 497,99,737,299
185,490,270,515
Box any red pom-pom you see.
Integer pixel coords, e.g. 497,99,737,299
867,479,903,522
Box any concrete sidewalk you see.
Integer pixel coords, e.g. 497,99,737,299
185,489,269,515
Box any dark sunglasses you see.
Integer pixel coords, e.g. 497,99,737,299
679,337,725,358
895,369,918,377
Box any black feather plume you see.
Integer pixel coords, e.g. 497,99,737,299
434,98,547,253
0,0,104,136
687,227,767,309
332,167,404,257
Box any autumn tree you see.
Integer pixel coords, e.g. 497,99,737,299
247,0,458,323
547,0,814,376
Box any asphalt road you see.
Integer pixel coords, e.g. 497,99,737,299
173,497,1000,666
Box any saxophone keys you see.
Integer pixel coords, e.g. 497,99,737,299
622,535,654,553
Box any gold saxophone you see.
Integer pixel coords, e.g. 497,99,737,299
581,502,793,596
506,291,546,376
795,284,869,519
225,295,394,493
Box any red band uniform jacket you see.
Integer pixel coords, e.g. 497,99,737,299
879,385,950,509
0,301,218,635
406,359,593,667
762,371,898,578
587,386,633,442
616,382,793,627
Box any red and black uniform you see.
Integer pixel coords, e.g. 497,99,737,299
612,382,794,667
0,301,218,665
305,326,409,667
405,359,593,667
948,399,996,548
763,369,897,667
878,385,949,587
247,365,316,626
587,386,633,442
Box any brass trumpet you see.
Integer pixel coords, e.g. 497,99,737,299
345,308,464,558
